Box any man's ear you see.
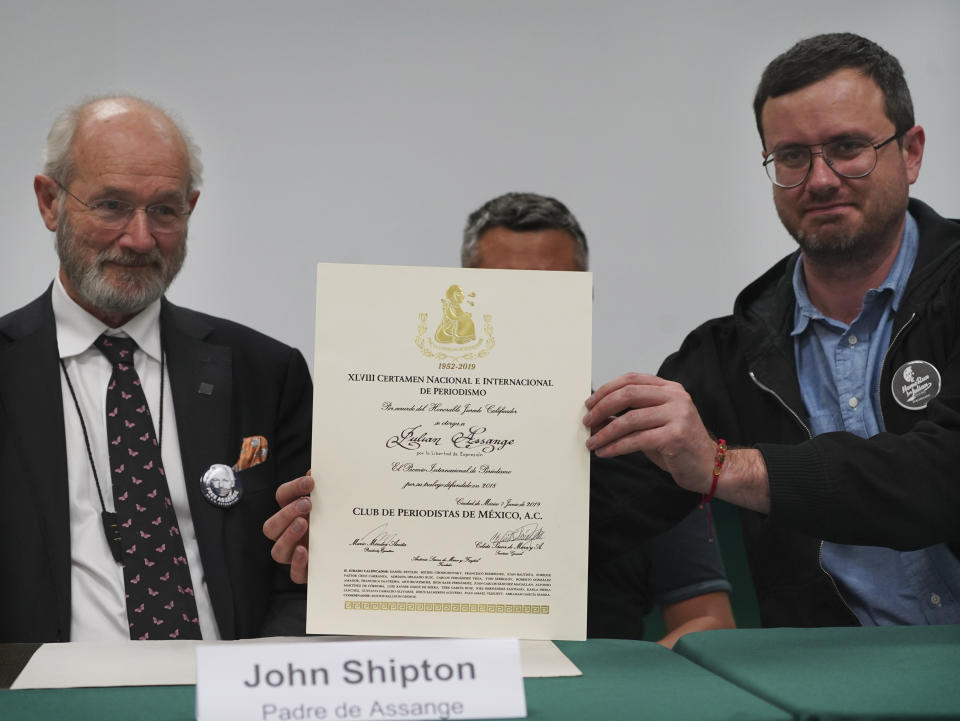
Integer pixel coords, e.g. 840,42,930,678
901,125,925,185
35,175,61,231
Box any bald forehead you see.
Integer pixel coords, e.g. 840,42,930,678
69,99,192,190
86,97,149,123
75,99,186,150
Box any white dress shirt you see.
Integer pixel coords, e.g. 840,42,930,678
53,276,220,640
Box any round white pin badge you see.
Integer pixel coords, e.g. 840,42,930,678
891,360,942,410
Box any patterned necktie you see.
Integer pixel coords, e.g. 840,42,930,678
95,334,202,640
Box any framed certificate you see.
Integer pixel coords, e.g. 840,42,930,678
308,263,591,640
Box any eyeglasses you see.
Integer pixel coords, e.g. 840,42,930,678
762,133,900,188
56,180,192,231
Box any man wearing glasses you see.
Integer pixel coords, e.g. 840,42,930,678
583,33,960,627
0,96,311,642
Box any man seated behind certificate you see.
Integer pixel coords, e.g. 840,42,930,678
265,192,733,647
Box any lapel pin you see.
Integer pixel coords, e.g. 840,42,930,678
200,464,243,508
200,437,268,508
892,360,941,410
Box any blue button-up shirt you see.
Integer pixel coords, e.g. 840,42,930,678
792,211,960,625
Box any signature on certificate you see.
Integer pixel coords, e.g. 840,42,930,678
411,554,481,567
490,523,545,545
350,523,408,554
476,523,546,555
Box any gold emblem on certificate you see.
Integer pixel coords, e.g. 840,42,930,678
415,283,495,361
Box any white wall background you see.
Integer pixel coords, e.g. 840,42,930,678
2,1,958,386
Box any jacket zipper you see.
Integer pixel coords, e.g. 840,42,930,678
747,369,859,623
874,312,917,405
747,371,812,440
818,312,919,624
815,542,858,624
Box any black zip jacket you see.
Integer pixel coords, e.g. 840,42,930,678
656,198,960,627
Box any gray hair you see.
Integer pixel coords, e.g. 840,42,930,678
42,94,203,192
462,192,589,270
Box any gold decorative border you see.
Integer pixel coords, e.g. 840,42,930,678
344,601,549,614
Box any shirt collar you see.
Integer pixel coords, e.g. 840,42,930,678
52,274,163,361
791,210,919,336
790,260,822,336
885,210,919,315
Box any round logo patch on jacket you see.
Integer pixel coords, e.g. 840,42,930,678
891,360,941,410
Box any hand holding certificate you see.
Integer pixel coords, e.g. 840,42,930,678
308,263,592,640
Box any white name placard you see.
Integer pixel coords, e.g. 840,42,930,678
196,638,527,721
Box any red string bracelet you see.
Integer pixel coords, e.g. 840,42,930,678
700,438,726,542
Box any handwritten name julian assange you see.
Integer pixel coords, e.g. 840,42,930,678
386,425,514,453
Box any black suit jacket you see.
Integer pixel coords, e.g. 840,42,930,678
0,289,312,642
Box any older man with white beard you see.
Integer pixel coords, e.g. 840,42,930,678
0,96,311,642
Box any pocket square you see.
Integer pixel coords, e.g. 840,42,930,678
232,435,269,471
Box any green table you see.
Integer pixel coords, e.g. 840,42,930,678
0,639,790,720
675,625,960,721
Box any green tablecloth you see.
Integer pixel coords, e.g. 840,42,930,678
0,638,790,721
674,624,960,721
